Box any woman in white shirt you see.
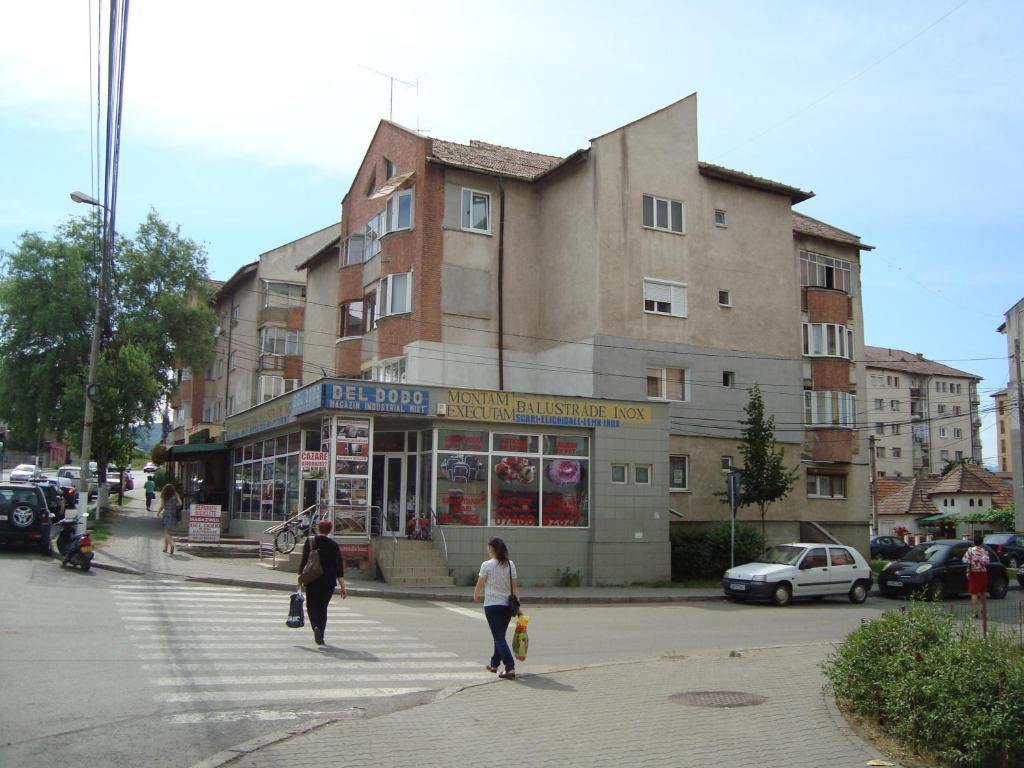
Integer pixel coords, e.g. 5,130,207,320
473,537,520,679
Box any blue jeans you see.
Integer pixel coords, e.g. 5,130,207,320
484,604,515,671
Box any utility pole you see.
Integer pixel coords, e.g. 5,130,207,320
868,434,878,535
1015,339,1024,530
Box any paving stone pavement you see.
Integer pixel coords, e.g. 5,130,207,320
217,644,898,768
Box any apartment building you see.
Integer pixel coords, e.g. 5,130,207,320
864,347,982,479
998,295,1024,525
170,224,339,445
311,92,872,565
992,388,1010,473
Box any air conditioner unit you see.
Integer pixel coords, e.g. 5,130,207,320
213,325,222,338
436,403,448,416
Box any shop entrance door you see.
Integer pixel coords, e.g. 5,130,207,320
302,479,322,519
373,453,407,537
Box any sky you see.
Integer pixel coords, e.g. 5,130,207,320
1,1,1022,466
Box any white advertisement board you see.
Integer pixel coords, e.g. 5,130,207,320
189,504,222,543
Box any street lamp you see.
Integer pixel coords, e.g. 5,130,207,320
71,189,111,530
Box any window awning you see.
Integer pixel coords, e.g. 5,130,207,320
168,443,229,457
917,512,958,523
369,171,415,199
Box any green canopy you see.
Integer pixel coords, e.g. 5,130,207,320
917,511,958,523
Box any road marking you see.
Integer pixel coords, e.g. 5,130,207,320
166,708,359,725
139,656,463,671
151,671,484,686
154,687,430,703
131,636,433,646
121,616,381,623
430,601,485,621
114,597,322,606
136,648,425,660
108,585,253,592
125,626,403,634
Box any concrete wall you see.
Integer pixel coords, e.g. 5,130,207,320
304,247,339,383
1005,297,1024,527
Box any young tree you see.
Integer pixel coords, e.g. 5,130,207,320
736,383,799,541
0,211,215,505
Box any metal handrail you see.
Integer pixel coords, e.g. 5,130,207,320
263,504,320,536
428,506,447,562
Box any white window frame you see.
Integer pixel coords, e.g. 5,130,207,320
262,281,305,308
228,350,238,371
804,391,856,428
799,250,852,293
202,397,221,423
610,464,628,484
373,357,407,384
461,188,491,233
669,455,689,492
938,427,947,438
646,366,689,402
258,375,286,403
953,428,962,439
643,278,687,318
714,209,727,227
344,234,365,266
339,300,365,339
801,323,853,359
374,272,413,321
634,465,652,485
641,194,685,234
385,189,414,233
890,400,900,411
808,473,846,499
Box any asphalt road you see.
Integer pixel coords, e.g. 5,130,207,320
1,547,1021,768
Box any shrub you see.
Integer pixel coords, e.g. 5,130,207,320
670,522,764,581
824,603,1024,767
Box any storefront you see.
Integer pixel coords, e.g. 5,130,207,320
223,380,671,585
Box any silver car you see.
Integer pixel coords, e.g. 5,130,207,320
722,543,874,606
10,464,43,482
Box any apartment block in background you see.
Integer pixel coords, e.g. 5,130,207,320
998,296,1024,526
864,347,982,479
992,388,1010,473
170,224,339,444
329,94,873,548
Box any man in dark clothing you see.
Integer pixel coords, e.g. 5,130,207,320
299,519,347,645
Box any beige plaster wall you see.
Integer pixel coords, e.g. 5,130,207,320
304,254,338,382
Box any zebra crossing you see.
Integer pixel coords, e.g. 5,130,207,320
110,579,487,724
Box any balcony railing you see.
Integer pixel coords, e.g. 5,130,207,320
259,354,284,371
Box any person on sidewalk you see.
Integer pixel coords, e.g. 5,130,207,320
144,476,156,511
157,484,182,555
299,519,346,646
473,536,520,680
965,533,990,617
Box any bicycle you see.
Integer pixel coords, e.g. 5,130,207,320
265,506,318,554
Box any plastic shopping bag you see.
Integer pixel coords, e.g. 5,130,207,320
512,615,529,661
286,591,305,628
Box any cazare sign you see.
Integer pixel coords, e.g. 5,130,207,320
446,389,651,428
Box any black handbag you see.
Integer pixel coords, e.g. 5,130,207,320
507,562,521,615
299,537,323,585
286,591,305,628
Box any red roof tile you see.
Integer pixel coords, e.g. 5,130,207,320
793,211,873,250
429,138,563,181
863,346,981,380
877,476,941,516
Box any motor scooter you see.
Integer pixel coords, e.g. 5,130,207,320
55,517,93,571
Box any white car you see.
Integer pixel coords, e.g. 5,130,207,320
10,464,43,482
722,542,873,606
143,462,158,474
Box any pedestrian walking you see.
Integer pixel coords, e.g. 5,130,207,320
156,484,182,555
473,536,520,680
144,476,156,511
299,519,346,646
965,533,990,616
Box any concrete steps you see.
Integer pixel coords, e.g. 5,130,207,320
375,538,454,587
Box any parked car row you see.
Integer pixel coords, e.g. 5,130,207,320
873,533,1024,569
878,540,1009,600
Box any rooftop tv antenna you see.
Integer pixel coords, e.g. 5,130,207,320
358,64,418,122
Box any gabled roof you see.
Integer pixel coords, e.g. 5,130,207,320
863,346,982,380
930,464,1014,506
428,138,564,181
875,478,909,502
295,235,341,272
214,260,258,301
878,476,941,516
699,162,814,204
877,466,1014,517
792,211,874,251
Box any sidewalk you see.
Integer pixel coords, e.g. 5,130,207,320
90,496,724,603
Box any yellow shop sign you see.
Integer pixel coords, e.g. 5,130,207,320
446,389,651,427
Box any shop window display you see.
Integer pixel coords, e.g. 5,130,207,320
436,451,487,526
492,455,540,526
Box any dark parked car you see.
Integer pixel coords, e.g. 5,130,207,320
878,539,1009,600
0,483,52,554
47,475,79,509
982,533,1024,569
870,535,911,561
32,479,65,521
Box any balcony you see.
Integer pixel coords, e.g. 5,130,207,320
259,354,284,371
909,388,923,399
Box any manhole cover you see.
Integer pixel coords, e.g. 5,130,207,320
669,690,767,708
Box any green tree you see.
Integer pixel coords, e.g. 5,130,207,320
736,383,799,540
0,211,215,500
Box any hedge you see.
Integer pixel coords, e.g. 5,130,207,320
670,521,764,581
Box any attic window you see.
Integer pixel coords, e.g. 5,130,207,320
365,173,376,197
384,157,396,179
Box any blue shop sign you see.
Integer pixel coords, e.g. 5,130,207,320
291,385,324,416
324,383,429,414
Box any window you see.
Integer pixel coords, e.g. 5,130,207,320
939,428,947,438
722,371,735,388
891,424,901,436
634,465,651,485
808,473,846,499
876,446,886,458
344,234,365,266
718,289,732,307
937,404,946,414
228,350,238,370
953,405,961,416
375,272,412,319
365,211,384,259
955,450,963,460
890,400,900,411
611,464,627,484
461,188,491,232
643,278,687,317
260,327,303,356
892,447,902,458
642,194,685,233
669,456,689,491
227,395,235,416
257,376,300,403
714,209,727,226
802,323,853,358
231,304,240,322
385,189,413,233
262,281,305,308
874,423,885,435
721,456,733,469
830,547,855,566
804,391,856,427
956,383,962,394
373,357,407,383
384,157,396,179
799,251,852,293
969,498,975,507
202,397,221,423
365,173,376,196
940,449,950,461
874,398,884,410
647,367,687,401
953,428,962,439
339,301,365,338
180,368,192,382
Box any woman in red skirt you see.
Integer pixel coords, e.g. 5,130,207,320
965,533,990,617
